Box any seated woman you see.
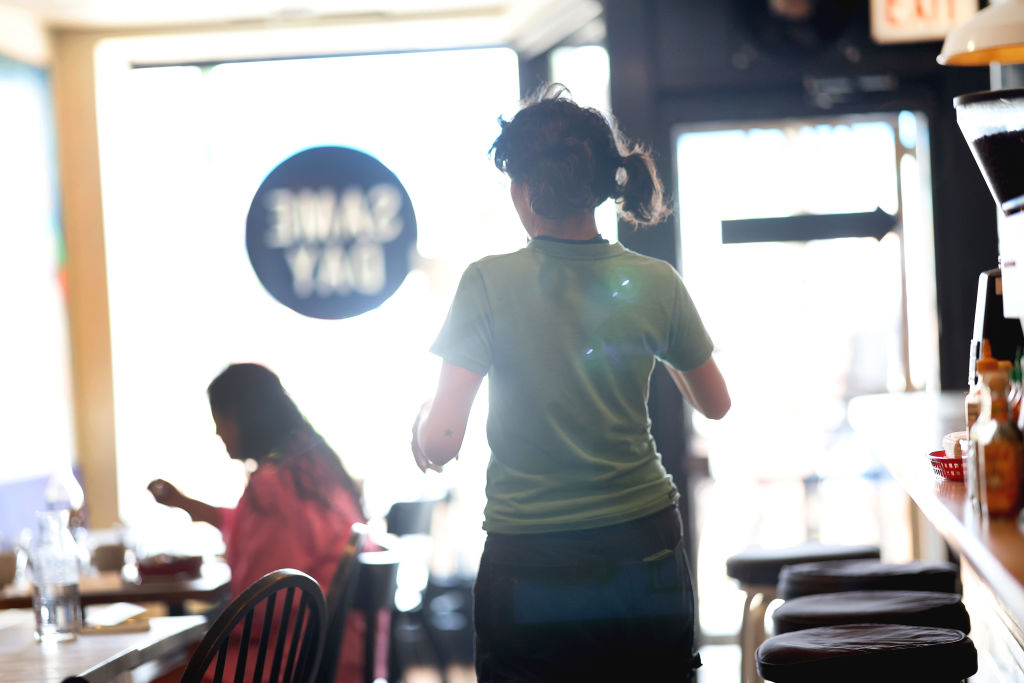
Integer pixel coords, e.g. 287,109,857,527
149,362,370,682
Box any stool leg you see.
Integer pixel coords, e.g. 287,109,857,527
738,585,776,683
748,593,770,683
739,590,756,683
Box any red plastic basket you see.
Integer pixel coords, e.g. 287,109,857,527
929,450,965,482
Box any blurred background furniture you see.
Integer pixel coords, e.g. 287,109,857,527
0,558,231,616
385,497,449,683
353,549,400,683
315,526,367,683
180,568,326,683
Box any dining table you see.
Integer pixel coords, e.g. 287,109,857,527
0,559,230,616
0,608,207,683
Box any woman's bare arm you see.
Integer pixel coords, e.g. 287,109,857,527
411,362,485,471
147,479,221,526
665,356,731,420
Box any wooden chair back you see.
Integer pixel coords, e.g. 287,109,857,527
181,568,327,683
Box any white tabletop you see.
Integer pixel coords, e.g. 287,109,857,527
0,609,206,683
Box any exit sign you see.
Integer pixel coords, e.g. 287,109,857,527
870,0,978,44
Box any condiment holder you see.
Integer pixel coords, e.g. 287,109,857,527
929,449,965,482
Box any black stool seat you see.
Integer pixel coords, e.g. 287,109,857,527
756,623,978,682
778,559,960,599
726,544,881,586
772,590,971,634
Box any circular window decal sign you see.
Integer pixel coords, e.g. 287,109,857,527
246,146,417,319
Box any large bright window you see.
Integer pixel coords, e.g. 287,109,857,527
97,47,521,569
0,55,74,546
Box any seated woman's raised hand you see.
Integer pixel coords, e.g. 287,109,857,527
147,478,185,508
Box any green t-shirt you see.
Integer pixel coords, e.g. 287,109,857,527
431,238,713,534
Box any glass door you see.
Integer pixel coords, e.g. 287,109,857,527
673,112,938,639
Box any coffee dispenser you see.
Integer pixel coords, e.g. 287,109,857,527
954,88,1024,381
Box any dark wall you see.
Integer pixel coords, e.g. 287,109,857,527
601,0,997,557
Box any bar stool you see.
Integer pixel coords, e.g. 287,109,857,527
771,589,971,634
777,559,961,600
756,623,978,682
726,543,880,683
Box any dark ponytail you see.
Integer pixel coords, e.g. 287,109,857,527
491,84,671,228
617,148,670,226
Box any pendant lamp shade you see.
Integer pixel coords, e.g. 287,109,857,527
938,0,1024,66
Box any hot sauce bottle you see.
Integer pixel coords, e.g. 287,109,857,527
966,339,998,435
976,367,1024,518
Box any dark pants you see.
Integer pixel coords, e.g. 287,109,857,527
474,505,700,682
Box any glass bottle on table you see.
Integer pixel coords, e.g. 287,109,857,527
44,462,87,530
976,367,1024,518
43,464,91,575
966,343,999,514
30,509,83,643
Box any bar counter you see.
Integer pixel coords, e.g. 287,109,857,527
848,390,1024,680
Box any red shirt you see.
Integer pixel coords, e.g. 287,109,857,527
215,441,369,682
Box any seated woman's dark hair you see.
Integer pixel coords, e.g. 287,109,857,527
490,83,670,226
207,363,361,509
208,363,304,461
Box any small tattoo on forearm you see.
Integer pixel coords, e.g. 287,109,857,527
444,429,454,437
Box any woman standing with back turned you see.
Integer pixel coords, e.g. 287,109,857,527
411,85,730,682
